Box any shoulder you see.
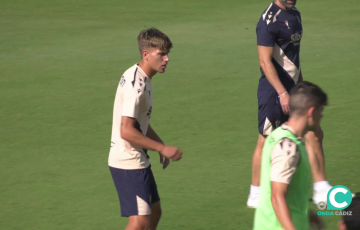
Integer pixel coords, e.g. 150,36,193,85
272,138,300,158
120,65,146,96
122,64,138,81
292,7,302,19
270,137,301,183
257,3,281,29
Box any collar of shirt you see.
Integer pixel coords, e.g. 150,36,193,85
281,123,303,141
136,64,151,82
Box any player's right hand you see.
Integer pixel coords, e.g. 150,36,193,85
280,93,290,115
160,146,182,161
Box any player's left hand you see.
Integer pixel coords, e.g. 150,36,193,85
309,210,324,230
159,153,170,169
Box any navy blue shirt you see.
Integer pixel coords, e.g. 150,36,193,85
256,2,303,93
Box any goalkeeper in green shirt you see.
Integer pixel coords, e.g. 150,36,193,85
254,81,326,230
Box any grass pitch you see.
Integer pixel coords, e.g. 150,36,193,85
1,0,360,229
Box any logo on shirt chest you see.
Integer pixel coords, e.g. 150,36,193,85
290,31,302,46
120,76,126,87
285,20,290,29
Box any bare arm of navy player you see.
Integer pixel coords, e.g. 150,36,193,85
146,124,170,169
257,19,290,114
258,45,290,115
120,117,182,161
270,138,300,230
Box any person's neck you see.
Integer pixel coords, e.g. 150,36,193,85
274,0,291,11
138,60,156,78
286,117,308,138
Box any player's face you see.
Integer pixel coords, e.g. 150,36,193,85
307,106,324,131
147,49,170,73
278,0,297,9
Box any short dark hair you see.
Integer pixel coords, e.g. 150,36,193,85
137,28,173,54
289,81,328,116
343,196,360,230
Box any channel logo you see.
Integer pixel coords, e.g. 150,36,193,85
317,185,353,216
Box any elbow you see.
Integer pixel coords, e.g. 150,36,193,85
259,60,266,69
120,127,131,141
271,191,282,208
259,59,270,70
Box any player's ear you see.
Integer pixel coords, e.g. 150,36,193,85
307,106,315,118
141,50,149,61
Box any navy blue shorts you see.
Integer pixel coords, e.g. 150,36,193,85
109,165,160,217
257,90,289,136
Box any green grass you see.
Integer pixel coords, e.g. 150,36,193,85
1,0,360,229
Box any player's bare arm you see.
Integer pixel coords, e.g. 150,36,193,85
121,116,163,151
258,45,290,114
146,124,164,144
121,116,182,161
146,124,170,169
271,182,296,230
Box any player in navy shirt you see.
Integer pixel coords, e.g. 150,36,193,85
247,0,332,208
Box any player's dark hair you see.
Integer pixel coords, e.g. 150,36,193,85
343,196,360,230
289,81,328,116
137,28,173,54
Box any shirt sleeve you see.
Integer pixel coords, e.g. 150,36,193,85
121,83,142,119
270,138,301,184
256,22,276,47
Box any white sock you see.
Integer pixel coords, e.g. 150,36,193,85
250,185,260,197
314,181,332,193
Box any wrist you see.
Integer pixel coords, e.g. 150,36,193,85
157,143,165,153
277,88,287,95
278,92,288,98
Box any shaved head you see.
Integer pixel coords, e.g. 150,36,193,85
289,81,328,117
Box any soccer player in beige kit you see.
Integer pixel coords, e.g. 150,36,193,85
108,28,182,230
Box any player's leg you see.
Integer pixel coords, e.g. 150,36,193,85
305,125,332,204
150,202,161,230
247,91,286,208
247,92,275,208
109,166,153,230
251,134,266,187
247,134,266,208
126,216,151,230
148,166,161,230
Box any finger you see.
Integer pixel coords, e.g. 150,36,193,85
173,151,182,161
160,154,164,164
163,159,169,169
286,105,290,115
